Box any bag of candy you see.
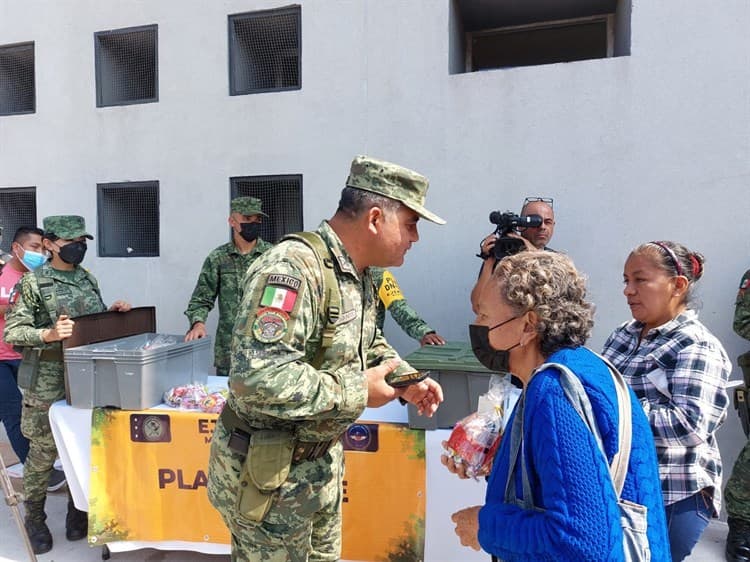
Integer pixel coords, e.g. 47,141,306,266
444,374,513,479
164,383,228,413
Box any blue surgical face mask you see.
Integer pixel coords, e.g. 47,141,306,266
17,247,48,271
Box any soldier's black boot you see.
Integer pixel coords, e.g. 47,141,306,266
24,498,53,554
727,517,750,562
65,496,88,541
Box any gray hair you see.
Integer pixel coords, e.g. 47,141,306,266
491,251,594,357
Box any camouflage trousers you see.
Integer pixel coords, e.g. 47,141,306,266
726,439,750,521
20,395,59,502
207,420,343,562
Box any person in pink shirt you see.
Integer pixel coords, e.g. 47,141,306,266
0,226,65,491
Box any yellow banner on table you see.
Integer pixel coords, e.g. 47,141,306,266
89,411,425,558
341,422,425,562
88,408,229,545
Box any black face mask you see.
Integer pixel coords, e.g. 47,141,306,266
239,222,261,243
57,241,87,265
469,320,520,373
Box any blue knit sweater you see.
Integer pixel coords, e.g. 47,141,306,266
478,347,671,561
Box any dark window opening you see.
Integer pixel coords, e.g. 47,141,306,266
0,42,35,115
97,181,159,257
0,187,37,253
95,25,158,107
230,175,303,243
229,6,301,95
449,0,631,74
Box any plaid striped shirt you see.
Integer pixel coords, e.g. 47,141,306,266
602,310,731,513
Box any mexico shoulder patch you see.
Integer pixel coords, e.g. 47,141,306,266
253,307,289,343
259,277,299,313
378,270,404,309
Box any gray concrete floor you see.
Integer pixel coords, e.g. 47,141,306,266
0,430,728,561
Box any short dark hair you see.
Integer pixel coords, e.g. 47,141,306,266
336,186,401,220
13,226,44,244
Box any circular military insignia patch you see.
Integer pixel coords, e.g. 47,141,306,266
252,307,289,343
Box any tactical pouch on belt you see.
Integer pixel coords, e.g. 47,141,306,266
237,430,295,522
17,348,41,391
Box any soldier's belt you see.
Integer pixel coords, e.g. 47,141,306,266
291,438,339,464
39,348,63,362
219,404,339,464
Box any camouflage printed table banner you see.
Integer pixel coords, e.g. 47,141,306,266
88,409,426,558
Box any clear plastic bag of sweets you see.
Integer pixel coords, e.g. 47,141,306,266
444,375,512,479
163,383,228,413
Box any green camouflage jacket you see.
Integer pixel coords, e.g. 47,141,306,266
184,239,271,373
225,221,414,442
735,268,750,341
371,267,434,341
3,263,106,402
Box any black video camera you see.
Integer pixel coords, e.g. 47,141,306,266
487,211,543,259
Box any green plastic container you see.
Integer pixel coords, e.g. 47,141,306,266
402,341,496,430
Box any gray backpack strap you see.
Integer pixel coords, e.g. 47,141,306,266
509,359,649,562
538,356,632,496
280,232,340,370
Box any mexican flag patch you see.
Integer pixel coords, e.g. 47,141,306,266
260,285,298,312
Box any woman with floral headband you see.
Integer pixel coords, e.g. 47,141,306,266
602,240,731,561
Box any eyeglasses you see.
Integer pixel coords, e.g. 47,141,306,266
523,196,554,209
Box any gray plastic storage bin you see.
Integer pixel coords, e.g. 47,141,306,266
402,341,497,430
64,333,210,409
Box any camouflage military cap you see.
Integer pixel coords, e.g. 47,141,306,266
42,215,93,240
230,197,268,217
345,155,446,225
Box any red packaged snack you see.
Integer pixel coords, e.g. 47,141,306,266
443,375,512,479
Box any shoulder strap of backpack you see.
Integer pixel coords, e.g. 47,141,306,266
535,358,632,497
281,232,341,370
35,268,105,321
36,273,59,323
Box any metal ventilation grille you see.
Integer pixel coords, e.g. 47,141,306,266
230,175,303,243
95,25,158,107
229,6,301,95
0,42,35,116
97,182,159,257
0,187,37,252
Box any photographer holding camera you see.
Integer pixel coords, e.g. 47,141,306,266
471,197,555,314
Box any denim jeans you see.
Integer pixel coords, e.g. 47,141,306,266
665,488,714,561
0,359,29,463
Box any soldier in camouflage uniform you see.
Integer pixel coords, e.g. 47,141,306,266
3,215,131,555
371,266,446,346
185,196,272,375
207,155,445,562
725,268,750,562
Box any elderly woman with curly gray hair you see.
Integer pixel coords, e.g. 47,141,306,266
445,251,670,561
